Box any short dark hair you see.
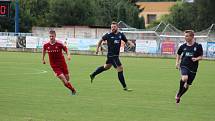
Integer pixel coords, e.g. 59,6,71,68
184,30,194,37
49,30,56,35
111,21,118,25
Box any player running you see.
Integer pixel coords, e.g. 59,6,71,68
42,30,76,95
175,30,203,104
90,21,135,91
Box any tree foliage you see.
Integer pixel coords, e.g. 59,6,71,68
18,0,49,32
2,0,214,32
0,0,144,32
158,0,215,31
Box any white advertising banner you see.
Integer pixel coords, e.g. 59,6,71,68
26,36,39,48
198,41,207,56
136,40,158,53
37,37,49,49
6,36,17,48
76,38,98,51
0,36,8,47
67,38,78,50
207,42,215,58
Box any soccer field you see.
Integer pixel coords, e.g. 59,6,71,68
0,52,215,121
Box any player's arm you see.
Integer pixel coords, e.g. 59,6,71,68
126,40,135,47
96,39,103,54
63,44,71,61
175,54,180,69
192,56,202,62
122,33,134,47
66,49,71,61
192,44,203,62
96,33,108,54
42,46,46,64
176,46,183,69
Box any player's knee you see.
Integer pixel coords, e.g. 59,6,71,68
104,66,110,70
181,76,188,82
117,66,123,72
105,67,111,70
104,65,111,70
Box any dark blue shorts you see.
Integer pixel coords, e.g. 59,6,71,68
180,67,196,85
106,56,122,68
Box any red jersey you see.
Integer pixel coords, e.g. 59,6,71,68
43,41,68,68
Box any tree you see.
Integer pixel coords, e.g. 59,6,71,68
19,0,49,32
159,0,215,31
164,2,197,30
94,0,145,28
48,0,97,26
193,0,215,31
0,0,145,32
0,17,14,32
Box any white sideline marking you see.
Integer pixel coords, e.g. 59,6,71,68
0,62,48,75
1,69,48,75
22,69,48,75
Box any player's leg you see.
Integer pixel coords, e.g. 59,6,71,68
177,75,188,97
62,63,70,81
116,66,128,90
65,74,70,81
180,75,189,93
178,79,189,97
180,72,196,97
176,67,189,103
64,74,73,88
63,65,76,95
58,74,74,90
52,66,76,95
113,57,130,91
90,57,112,83
90,64,111,82
58,74,76,94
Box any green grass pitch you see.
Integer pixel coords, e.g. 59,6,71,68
0,52,215,121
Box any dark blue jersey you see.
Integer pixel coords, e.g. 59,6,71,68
177,42,203,73
102,32,128,57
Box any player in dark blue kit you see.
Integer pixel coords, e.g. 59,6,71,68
175,30,203,104
90,21,135,91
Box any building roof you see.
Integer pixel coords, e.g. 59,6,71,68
136,2,176,13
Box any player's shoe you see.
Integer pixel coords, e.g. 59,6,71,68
71,89,76,96
176,97,180,104
123,87,133,92
175,94,180,104
90,74,95,83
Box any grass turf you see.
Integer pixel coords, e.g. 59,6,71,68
0,52,215,121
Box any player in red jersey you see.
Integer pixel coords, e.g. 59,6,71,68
42,30,76,95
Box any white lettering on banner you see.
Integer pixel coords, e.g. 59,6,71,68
6,36,17,48
0,36,8,47
0,36,16,48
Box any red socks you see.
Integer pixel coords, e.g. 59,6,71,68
64,82,75,91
